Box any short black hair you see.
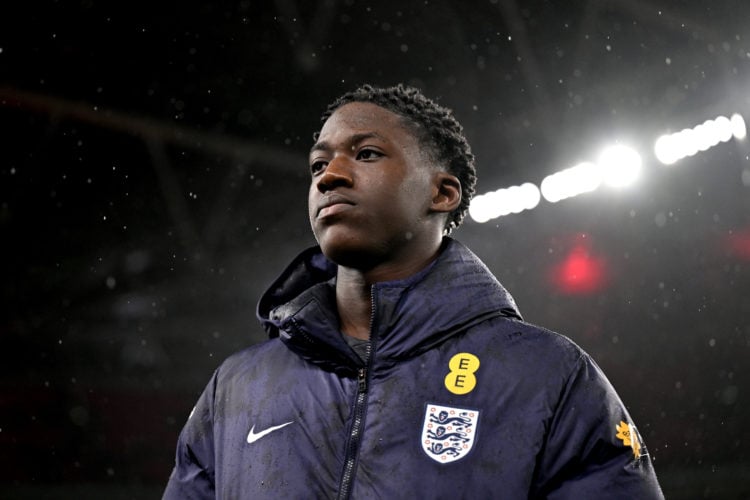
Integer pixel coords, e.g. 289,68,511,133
319,84,477,234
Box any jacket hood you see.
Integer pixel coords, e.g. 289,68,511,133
257,245,338,332
257,239,521,356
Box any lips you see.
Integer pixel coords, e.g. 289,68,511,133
316,194,355,219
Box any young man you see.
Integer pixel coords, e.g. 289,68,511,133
164,85,664,498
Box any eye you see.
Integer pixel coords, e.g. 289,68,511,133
356,148,383,161
310,160,328,175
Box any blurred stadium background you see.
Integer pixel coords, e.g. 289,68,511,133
1,1,749,497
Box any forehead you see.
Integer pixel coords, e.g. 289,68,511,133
317,102,415,141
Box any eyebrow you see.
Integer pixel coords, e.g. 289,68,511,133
309,132,386,155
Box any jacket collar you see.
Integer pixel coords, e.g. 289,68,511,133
257,238,522,371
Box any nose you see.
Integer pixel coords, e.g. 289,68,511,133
316,156,353,193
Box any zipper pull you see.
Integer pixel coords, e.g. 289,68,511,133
358,367,367,393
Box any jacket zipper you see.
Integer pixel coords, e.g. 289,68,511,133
336,290,377,500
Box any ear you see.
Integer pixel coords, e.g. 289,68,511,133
430,172,462,214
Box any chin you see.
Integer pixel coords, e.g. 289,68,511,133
317,232,382,270
320,244,378,270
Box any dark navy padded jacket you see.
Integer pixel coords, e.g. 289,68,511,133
164,239,663,499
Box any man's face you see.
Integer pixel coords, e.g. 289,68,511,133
308,102,438,269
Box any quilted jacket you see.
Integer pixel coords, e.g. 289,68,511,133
164,238,663,499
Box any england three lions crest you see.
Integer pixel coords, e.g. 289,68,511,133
421,404,479,463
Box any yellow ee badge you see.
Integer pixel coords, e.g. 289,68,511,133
444,353,480,395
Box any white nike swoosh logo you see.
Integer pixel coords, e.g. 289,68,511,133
246,421,294,444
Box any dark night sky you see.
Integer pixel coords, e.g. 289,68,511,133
1,1,749,498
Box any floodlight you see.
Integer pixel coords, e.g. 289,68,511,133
731,113,746,139
468,183,541,223
598,144,642,188
540,162,600,203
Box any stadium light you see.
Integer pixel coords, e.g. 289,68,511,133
538,143,641,205
469,111,747,224
731,113,747,140
654,113,746,165
540,162,600,203
598,144,642,188
468,182,540,223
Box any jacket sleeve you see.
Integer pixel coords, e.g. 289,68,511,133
532,353,664,499
163,369,218,500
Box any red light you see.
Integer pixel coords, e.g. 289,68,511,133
550,235,608,295
726,228,750,260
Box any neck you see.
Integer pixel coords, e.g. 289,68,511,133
335,270,372,340
335,236,444,340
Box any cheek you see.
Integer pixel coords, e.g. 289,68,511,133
307,185,317,221
400,173,434,211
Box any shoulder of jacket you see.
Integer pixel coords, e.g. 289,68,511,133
215,337,289,379
464,316,586,369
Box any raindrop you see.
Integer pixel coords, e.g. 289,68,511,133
69,406,89,426
654,212,667,227
720,386,738,405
